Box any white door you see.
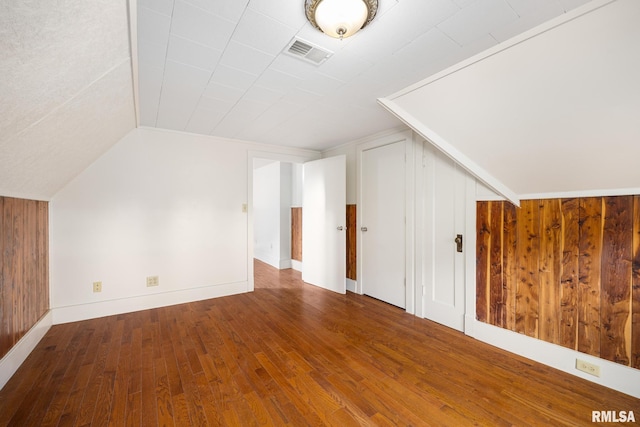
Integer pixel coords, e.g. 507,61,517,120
423,146,467,331
302,156,346,294
361,141,406,308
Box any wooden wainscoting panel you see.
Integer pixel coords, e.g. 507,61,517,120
578,197,603,357
476,201,490,323
0,196,49,360
559,198,579,350
291,207,302,262
477,195,640,369
633,196,640,369
503,201,518,331
489,201,504,327
346,204,356,281
515,200,540,338
600,196,633,365
539,199,562,345
0,197,5,357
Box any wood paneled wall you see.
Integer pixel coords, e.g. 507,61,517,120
346,205,356,280
477,197,640,369
291,207,302,262
0,196,49,360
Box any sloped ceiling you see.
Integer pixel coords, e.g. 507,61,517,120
0,1,136,201
1,0,601,200
137,0,590,151
381,0,640,200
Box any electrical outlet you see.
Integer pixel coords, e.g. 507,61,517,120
576,359,600,377
93,281,102,293
146,276,159,287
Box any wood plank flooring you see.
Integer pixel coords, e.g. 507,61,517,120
0,260,638,426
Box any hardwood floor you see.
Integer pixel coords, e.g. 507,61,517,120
0,260,638,426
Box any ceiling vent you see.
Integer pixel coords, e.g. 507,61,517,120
284,38,333,65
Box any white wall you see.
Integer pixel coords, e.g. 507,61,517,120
279,163,292,265
253,161,292,269
254,161,281,267
50,128,318,323
291,163,303,207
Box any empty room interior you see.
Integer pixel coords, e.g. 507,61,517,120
1,0,639,425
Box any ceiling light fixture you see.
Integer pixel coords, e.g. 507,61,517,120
305,0,378,39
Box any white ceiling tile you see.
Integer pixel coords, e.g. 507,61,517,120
236,101,302,139
452,0,476,7
280,88,322,106
342,21,412,61
375,0,459,40
219,41,275,76
162,60,211,90
243,85,285,104
138,40,168,70
558,0,591,12
156,97,196,130
490,5,565,42
138,6,172,45
270,54,320,80
296,72,344,96
167,35,222,71
254,68,303,92
197,95,236,113
182,0,249,22
209,65,258,91
203,82,245,103
171,1,235,50
213,99,270,137
185,106,226,134
137,62,164,126
317,52,373,81
232,8,298,56
247,0,307,28
138,0,174,16
438,0,519,45
506,0,562,17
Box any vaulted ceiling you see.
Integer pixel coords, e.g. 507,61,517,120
137,0,591,150
5,0,635,202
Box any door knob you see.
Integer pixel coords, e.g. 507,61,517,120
337,226,344,231
361,227,368,232
455,234,463,252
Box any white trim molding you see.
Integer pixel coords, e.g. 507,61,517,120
0,310,53,390
466,318,640,399
52,281,248,325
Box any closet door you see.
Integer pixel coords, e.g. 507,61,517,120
361,141,406,308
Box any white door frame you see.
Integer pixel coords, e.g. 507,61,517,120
247,150,320,292
356,130,416,314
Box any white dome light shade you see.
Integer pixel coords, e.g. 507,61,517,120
305,0,378,39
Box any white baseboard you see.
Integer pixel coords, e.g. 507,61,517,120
346,278,357,293
465,316,640,399
279,259,292,269
52,281,249,324
291,260,302,272
0,310,53,390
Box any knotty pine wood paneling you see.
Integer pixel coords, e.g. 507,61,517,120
346,204,356,281
0,196,49,360
477,196,640,370
291,207,302,262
